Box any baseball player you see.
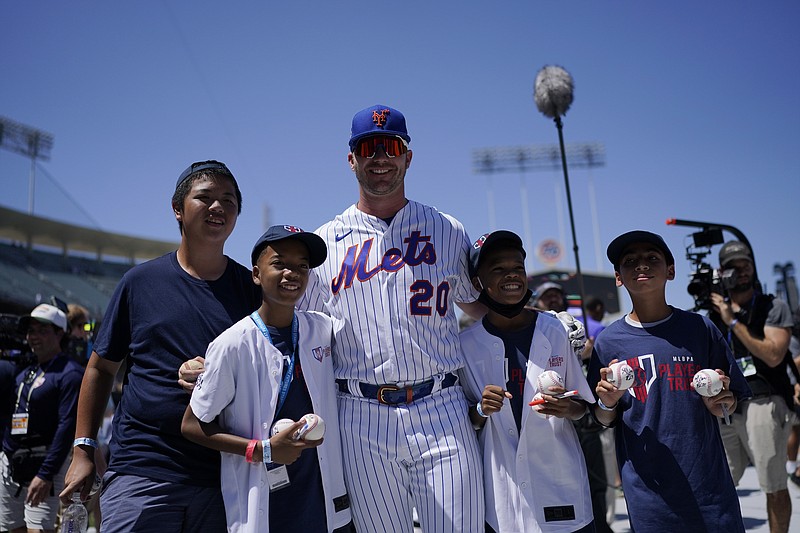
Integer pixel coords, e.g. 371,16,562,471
182,225,352,533
458,230,596,533
297,105,485,532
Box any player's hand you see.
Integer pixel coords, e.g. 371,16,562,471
269,421,322,465
26,476,52,507
60,446,97,504
481,384,512,416
794,383,800,406
178,356,205,393
554,311,587,359
533,386,585,420
700,370,736,418
596,359,626,408
709,293,735,326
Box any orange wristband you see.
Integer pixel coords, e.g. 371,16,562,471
245,439,258,463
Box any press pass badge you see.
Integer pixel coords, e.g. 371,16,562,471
737,356,757,377
11,413,29,435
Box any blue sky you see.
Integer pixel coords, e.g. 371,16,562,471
2,1,798,314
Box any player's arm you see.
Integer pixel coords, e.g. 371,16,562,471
60,352,121,503
728,323,791,368
181,407,315,465
710,293,790,367
457,300,487,321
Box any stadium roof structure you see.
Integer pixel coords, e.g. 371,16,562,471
0,205,177,262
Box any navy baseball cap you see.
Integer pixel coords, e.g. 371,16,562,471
349,105,411,151
606,230,675,269
176,160,235,190
251,225,327,268
469,230,526,278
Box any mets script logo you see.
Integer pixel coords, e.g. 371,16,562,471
331,231,436,294
372,109,390,128
283,225,303,233
312,345,332,362
623,354,656,402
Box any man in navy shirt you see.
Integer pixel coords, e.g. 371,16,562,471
0,303,83,532
60,161,260,533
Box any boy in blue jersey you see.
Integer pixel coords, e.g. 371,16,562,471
182,225,352,533
588,230,751,532
60,161,261,532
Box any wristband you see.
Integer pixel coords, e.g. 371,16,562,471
73,437,99,449
597,398,618,411
475,402,490,418
262,439,272,464
245,439,258,463
729,318,738,329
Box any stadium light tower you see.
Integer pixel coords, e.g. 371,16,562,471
0,116,54,215
472,142,606,270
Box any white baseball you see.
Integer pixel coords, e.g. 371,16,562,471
271,418,295,437
296,413,325,441
693,369,723,397
536,370,564,395
178,359,204,379
606,362,635,390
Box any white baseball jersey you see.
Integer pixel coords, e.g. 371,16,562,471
458,312,595,533
298,200,485,532
298,200,478,385
189,311,351,533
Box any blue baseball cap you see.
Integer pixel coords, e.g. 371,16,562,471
251,225,327,268
469,230,526,278
176,160,235,190
349,105,411,151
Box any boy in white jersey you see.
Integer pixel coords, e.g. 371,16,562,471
182,225,352,533
458,230,596,533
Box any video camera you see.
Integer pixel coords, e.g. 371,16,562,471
0,313,35,369
684,228,737,311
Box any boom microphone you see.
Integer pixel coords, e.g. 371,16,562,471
533,65,574,118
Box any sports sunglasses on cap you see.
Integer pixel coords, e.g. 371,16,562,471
353,135,409,158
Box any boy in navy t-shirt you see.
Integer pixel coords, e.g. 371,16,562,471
588,230,751,532
60,161,260,532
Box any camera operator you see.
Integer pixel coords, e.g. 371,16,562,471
709,240,795,533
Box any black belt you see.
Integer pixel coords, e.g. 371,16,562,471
336,373,458,405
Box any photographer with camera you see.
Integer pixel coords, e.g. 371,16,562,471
709,240,795,533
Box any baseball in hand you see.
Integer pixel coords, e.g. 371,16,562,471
296,413,325,441
606,362,635,390
536,370,564,395
271,418,295,437
178,359,204,379
692,369,723,397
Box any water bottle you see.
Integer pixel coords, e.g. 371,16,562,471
61,493,88,533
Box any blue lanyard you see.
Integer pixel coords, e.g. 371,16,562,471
250,311,298,414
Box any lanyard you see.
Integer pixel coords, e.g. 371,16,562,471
15,357,57,413
250,311,298,414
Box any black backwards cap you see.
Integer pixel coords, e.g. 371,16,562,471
175,160,235,190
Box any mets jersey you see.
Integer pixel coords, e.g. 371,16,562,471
190,311,351,533
299,200,478,385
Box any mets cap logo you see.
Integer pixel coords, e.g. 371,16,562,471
283,225,303,233
372,109,390,128
473,233,489,250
